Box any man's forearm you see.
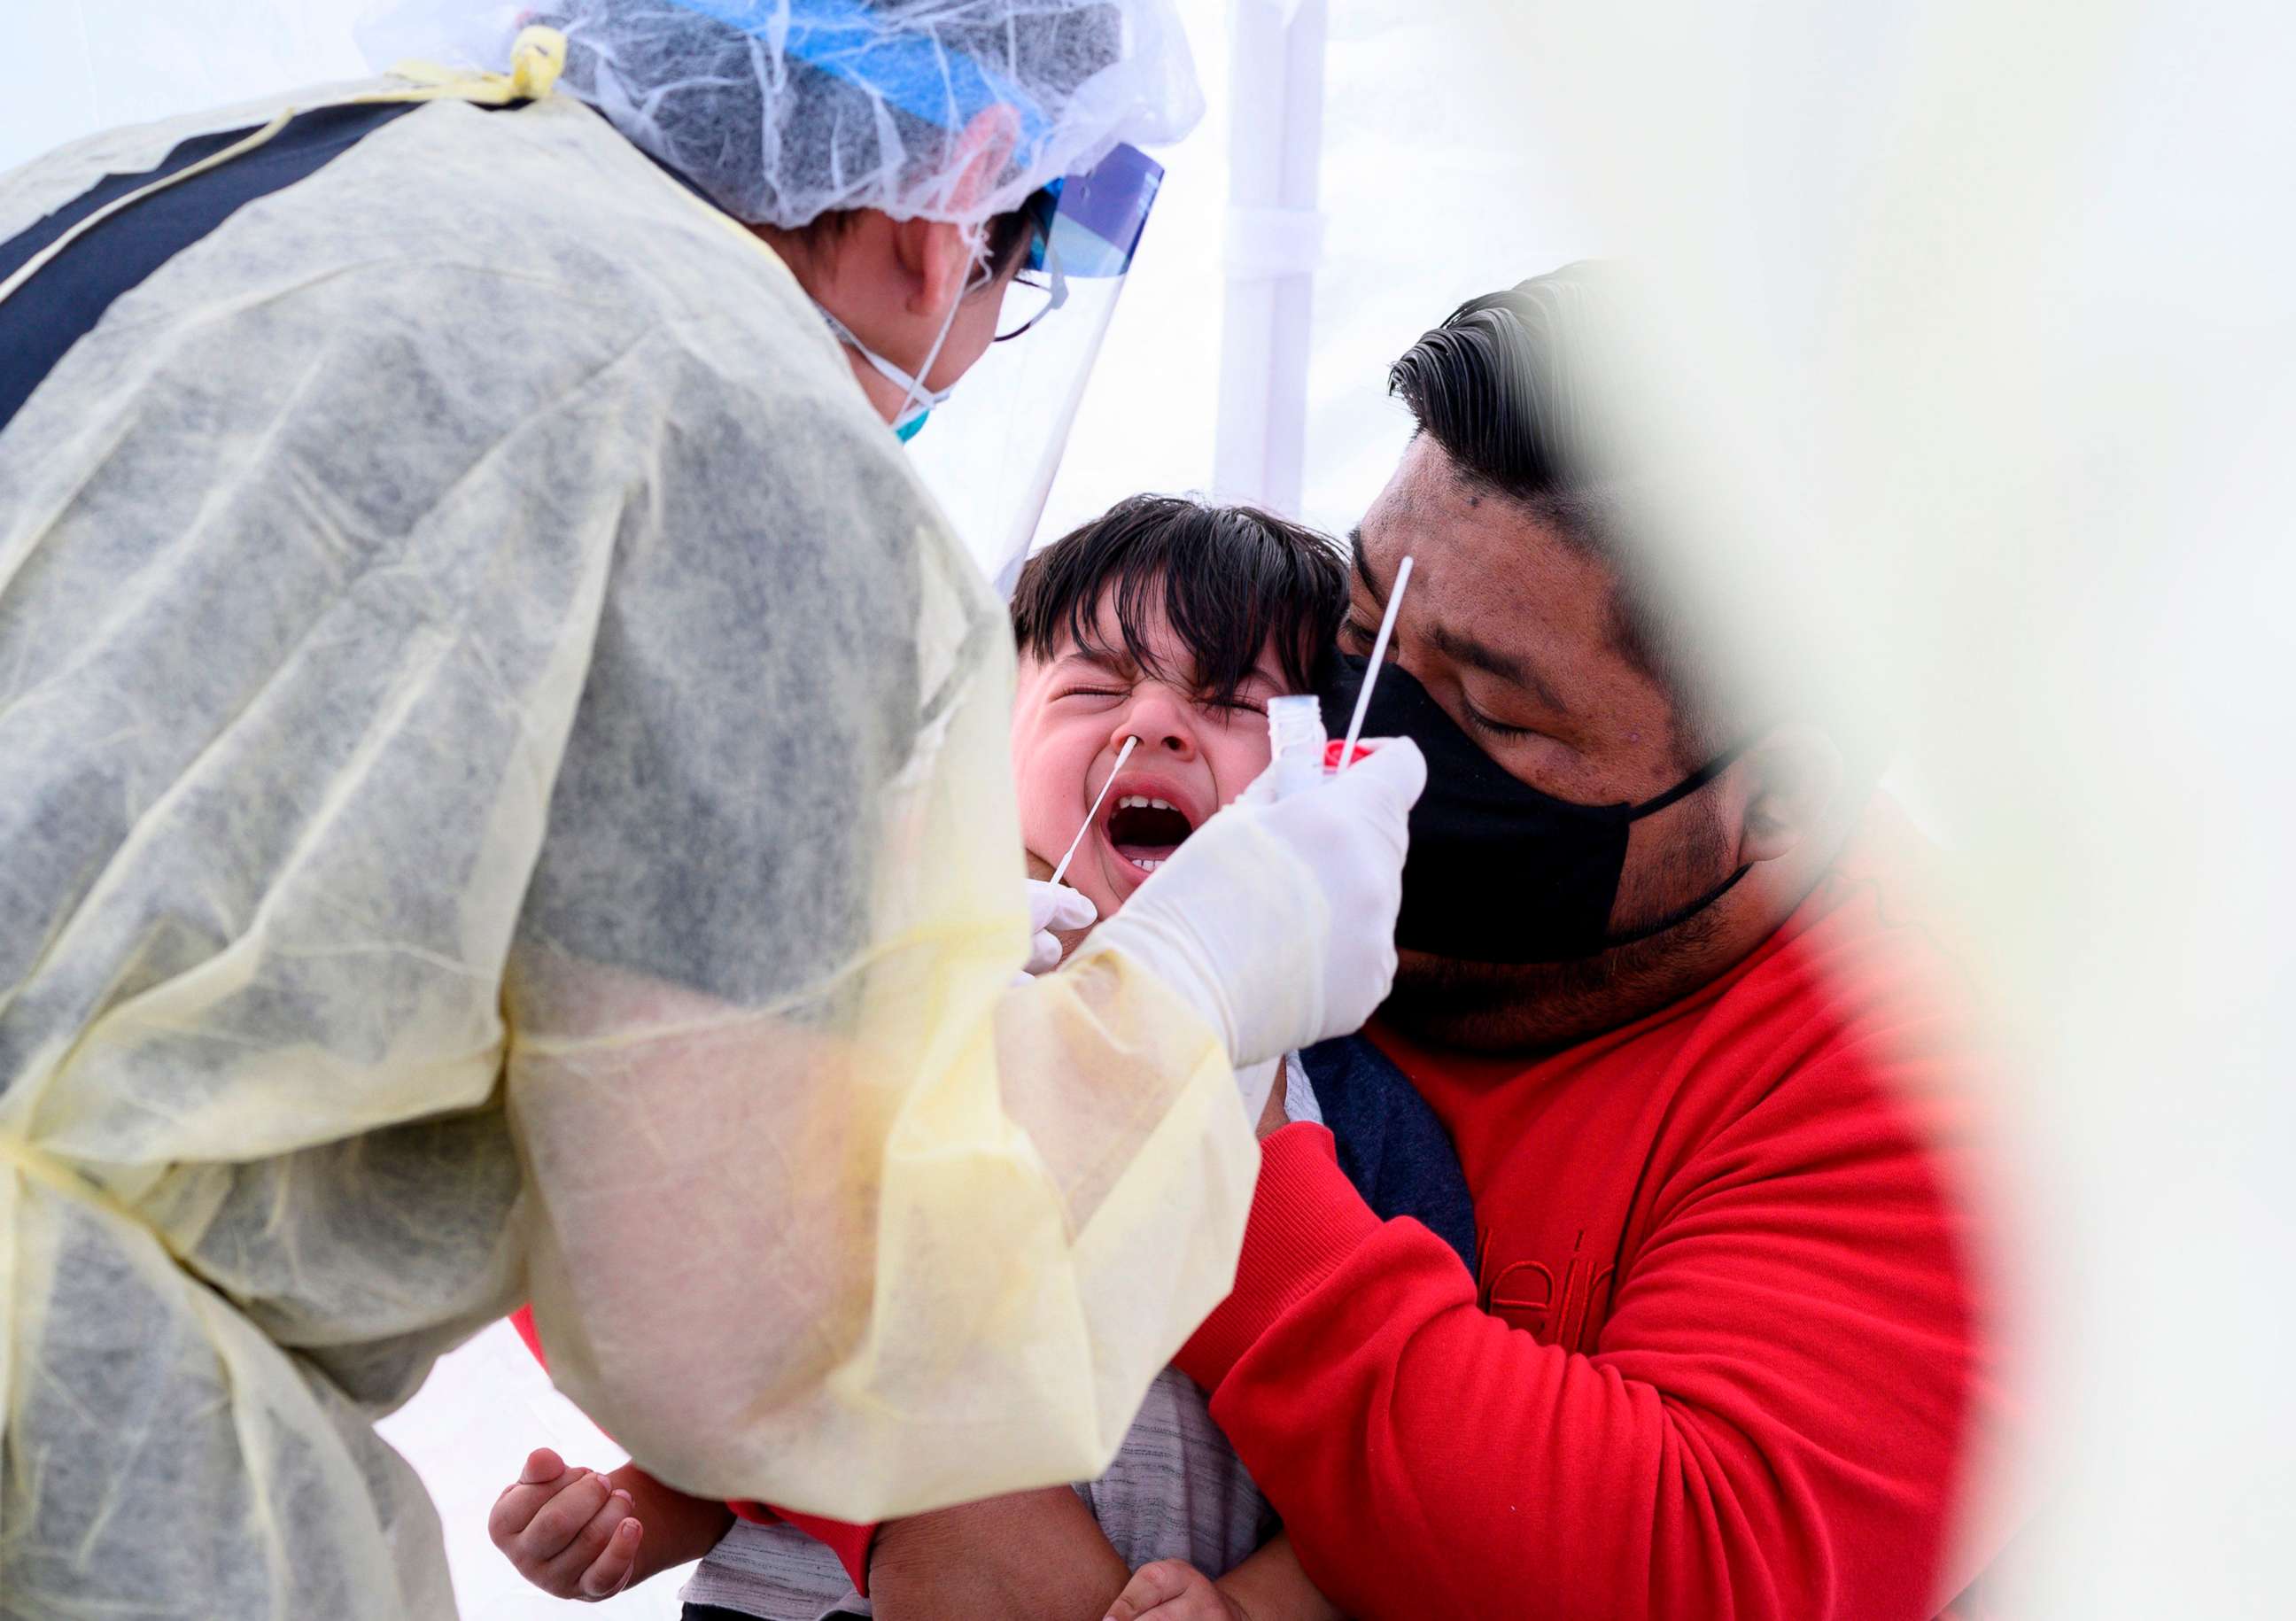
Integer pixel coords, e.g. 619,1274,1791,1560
1219,1533,1343,1621
869,1486,1131,1621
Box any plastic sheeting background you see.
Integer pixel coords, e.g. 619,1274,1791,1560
4,2,2291,1617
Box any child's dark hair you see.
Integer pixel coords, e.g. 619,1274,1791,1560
1011,496,1348,706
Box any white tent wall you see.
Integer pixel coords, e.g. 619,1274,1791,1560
1037,0,1591,547
0,2,373,167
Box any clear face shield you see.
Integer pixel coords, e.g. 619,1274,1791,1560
907,141,1164,594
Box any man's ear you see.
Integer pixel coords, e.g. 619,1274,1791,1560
1737,724,1844,866
892,217,978,316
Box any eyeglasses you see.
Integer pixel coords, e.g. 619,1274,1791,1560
995,260,1067,342
989,189,1069,343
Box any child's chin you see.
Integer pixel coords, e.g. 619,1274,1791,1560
1073,859,1138,917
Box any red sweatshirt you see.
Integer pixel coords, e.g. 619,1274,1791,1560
1175,803,2013,1619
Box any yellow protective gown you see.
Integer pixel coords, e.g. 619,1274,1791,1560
0,71,1253,1620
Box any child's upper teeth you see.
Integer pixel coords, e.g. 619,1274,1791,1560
1149,798,1174,811
1117,795,1149,810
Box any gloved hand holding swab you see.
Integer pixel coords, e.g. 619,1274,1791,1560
1051,734,1139,888
1076,729,1427,1069
1338,555,1414,771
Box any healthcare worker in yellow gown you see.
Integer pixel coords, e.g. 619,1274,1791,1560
0,4,1425,1616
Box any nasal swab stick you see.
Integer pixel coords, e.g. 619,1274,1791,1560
1050,734,1139,888
1338,555,1414,771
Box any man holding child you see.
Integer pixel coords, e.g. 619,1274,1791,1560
1104,266,2017,1620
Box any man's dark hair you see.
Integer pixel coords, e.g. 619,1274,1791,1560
1011,495,1347,707
1389,261,1726,753
1388,263,1635,508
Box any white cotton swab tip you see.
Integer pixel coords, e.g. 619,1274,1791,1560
1338,555,1414,771
1050,734,1139,888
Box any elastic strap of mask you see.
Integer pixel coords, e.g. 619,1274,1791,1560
1601,862,1753,950
818,305,954,412
817,226,983,426
898,278,966,424
1628,734,1757,818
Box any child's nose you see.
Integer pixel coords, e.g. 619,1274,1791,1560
1115,686,1198,762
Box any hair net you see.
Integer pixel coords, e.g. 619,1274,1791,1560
357,0,1205,227
0,71,1250,1617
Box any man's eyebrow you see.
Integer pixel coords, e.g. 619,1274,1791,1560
1353,524,1578,718
1427,623,1577,718
1347,527,1390,610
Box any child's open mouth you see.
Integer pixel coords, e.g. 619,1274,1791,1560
1102,789,1198,873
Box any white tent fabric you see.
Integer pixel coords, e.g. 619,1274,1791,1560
0,2,373,167
1037,0,1588,548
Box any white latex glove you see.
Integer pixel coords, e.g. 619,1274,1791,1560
1069,739,1426,1068
1024,880,1098,975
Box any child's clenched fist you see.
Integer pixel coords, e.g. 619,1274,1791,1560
487,1447,643,1601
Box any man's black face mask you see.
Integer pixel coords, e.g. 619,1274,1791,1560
1315,655,1750,964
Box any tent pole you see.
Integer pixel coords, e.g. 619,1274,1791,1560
1213,0,1329,517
